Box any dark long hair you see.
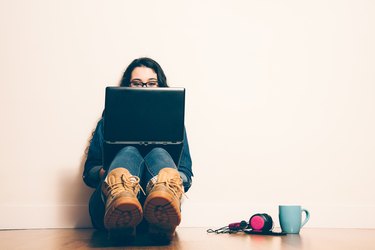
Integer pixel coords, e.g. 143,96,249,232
120,57,169,87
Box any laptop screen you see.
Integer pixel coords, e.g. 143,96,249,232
104,87,185,144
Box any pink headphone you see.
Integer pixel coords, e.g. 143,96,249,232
249,213,273,231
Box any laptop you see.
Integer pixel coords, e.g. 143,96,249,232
103,87,185,169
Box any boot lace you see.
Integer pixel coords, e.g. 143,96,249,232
154,177,188,199
106,175,145,197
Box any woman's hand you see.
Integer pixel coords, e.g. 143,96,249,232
99,168,106,179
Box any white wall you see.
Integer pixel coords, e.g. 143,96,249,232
1,0,374,229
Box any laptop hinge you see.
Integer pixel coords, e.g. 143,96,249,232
104,141,183,145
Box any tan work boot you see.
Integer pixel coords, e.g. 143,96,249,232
102,168,144,232
143,168,184,242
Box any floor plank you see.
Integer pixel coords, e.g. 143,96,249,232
1,228,375,250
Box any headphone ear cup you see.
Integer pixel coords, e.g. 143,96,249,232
249,213,274,232
261,213,273,231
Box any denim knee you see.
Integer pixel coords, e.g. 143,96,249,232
117,145,139,155
147,147,169,158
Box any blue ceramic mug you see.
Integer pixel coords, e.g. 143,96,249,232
279,205,310,234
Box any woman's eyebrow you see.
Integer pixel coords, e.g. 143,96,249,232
131,77,158,81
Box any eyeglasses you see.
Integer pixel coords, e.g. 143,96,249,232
130,80,159,88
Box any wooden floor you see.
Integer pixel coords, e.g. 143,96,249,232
1,227,375,250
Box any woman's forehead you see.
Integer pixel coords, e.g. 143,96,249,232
131,66,157,79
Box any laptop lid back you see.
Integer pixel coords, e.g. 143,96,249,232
104,87,185,145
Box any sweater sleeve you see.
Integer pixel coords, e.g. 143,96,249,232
82,118,104,188
178,128,193,192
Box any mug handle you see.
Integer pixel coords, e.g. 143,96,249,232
301,208,310,228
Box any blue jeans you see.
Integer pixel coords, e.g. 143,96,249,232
88,146,183,230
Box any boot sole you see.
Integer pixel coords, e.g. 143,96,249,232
143,190,181,241
104,196,143,230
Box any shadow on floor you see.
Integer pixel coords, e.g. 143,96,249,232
89,229,179,248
